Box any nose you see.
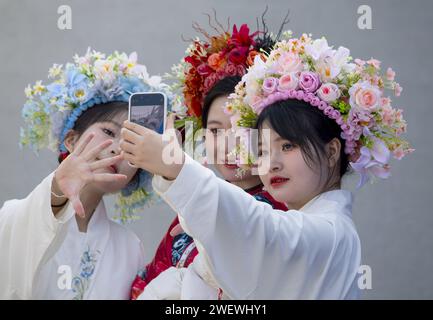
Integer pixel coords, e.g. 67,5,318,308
269,152,283,173
109,139,121,156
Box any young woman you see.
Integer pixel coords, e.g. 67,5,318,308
129,22,287,299
120,34,412,299
0,49,171,299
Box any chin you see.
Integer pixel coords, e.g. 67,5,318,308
265,184,292,204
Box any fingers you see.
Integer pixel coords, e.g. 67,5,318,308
71,195,85,218
93,173,127,182
119,139,136,155
165,113,176,132
89,155,123,171
84,139,113,161
121,151,136,164
123,120,151,136
74,132,95,156
120,127,140,144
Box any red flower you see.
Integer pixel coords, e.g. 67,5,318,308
229,24,258,48
228,47,249,65
196,63,213,76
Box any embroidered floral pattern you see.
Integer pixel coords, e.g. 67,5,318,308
71,246,100,300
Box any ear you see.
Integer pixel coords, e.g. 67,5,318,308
63,130,79,154
326,138,341,168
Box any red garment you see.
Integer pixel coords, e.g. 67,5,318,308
130,184,286,300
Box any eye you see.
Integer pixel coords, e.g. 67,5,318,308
258,148,269,157
282,143,294,152
209,128,219,136
102,128,115,138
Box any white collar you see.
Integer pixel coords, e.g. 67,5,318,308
299,189,353,217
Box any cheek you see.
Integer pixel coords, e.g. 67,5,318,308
75,132,106,152
118,161,138,179
291,153,321,187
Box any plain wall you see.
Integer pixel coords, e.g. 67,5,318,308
0,0,432,299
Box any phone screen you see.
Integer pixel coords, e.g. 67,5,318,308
129,93,166,134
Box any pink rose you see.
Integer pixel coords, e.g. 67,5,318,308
277,73,299,92
224,63,239,76
236,64,246,76
277,52,304,74
299,71,321,93
262,77,278,96
317,83,341,103
349,81,382,111
203,73,219,93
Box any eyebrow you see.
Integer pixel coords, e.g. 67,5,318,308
207,120,223,126
101,120,122,128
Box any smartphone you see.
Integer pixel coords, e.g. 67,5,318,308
127,92,167,167
128,92,167,134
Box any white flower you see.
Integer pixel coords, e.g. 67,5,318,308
48,64,63,79
147,75,162,88
24,85,33,98
315,46,354,81
305,37,333,61
94,59,116,82
130,64,149,80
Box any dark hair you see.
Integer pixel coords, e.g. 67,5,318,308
202,76,241,128
256,99,350,182
58,101,127,163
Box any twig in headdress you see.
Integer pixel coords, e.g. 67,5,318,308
276,9,290,40
261,5,269,35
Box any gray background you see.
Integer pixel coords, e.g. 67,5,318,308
1,0,432,299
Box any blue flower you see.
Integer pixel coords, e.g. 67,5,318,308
119,76,150,94
65,68,90,104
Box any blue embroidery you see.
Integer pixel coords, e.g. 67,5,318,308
253,193,273,206
71,246,100,300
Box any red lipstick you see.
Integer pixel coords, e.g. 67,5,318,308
270,176,290,188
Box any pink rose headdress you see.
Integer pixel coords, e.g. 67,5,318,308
227,34,414,187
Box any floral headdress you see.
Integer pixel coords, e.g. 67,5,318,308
168,13,282,125
227,32,413,187
20,48,173,222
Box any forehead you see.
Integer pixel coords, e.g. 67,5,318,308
99,110,128,123
259,122,284,144
207,96,230,126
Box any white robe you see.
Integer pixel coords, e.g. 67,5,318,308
146,154,361,300
0,172,145,300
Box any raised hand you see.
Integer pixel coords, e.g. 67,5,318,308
54,132,127,217
119,113,185,180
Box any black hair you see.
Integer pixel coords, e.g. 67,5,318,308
58,101,127,163
256,99,350,183
202,76,241,128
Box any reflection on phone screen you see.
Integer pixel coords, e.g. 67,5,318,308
130,105,164,134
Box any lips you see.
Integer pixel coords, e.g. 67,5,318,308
224,163,238,169
96,157,118,174
270,176,290,188
109,165,118,174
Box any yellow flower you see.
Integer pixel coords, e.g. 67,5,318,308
33,81,45,94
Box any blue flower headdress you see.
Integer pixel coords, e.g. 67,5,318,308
20,48,173,223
